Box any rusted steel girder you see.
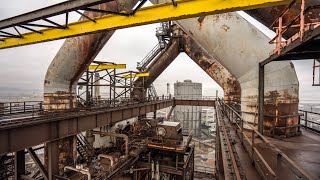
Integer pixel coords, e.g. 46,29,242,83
0,99,214,155
132,38,180,99
44,0,139,109
181,33,241,104
246,0,320,37
0,100,174,156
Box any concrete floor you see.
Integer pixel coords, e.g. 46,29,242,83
267,128,320,179
245,128,320,179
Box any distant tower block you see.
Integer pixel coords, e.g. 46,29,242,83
174,80,202,137
167,83,170,96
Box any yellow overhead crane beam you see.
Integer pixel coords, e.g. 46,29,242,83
0,0,291,50
123,72,150,78
88,64,126,70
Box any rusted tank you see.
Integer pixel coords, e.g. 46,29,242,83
181,32,240,104
44,0,139,110
175,13,299,137
132,37,180,99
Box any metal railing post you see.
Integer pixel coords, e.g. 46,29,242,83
251,130,255,163
304,111,307,128
241,117,244,144
23,102,26,113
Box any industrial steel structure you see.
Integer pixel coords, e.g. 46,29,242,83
0,0,320,180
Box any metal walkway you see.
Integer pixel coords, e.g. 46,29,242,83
0,98,215,156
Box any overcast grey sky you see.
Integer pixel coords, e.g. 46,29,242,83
0,1,318,101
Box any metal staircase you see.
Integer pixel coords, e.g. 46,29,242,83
76,134,95,161
136,22,172,72
137,43,163,72
136,22,173,99
0,155,14,180
148,84,158,99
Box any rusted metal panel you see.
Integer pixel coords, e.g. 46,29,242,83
132,38,180,99
182,32,241,104
44,0,139,109
246,0,320,37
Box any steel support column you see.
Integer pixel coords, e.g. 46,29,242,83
14,150,25,180
46,141,59,180
258,64,264,134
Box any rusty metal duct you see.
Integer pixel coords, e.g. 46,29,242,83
44,0,139,109
246,0,320,37
132,38,180,99
175,13,299,136
181,32,241,104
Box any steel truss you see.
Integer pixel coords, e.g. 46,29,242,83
77,61,149,107
0,0,292,49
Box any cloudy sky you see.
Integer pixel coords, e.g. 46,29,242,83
0,0,319,101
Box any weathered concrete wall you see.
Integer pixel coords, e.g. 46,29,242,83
176,13,299,136
44,0,138,109
181,33,240,103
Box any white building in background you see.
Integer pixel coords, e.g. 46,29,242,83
201,108,216,136
174,80,202,136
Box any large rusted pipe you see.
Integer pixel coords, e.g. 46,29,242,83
181,32,241,104
92,131,129,159
44,0,138,110
132,37,180,99
98,154,114,167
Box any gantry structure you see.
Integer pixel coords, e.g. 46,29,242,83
0,0,320,180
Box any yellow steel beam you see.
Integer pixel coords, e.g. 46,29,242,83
0,0,291,49
123,72,150,78
88,64,126,70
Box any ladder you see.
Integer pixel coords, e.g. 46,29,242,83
76,134,95,161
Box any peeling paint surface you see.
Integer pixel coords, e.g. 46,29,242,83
182,33,240,103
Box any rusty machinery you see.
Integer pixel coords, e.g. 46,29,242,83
61,119,194,180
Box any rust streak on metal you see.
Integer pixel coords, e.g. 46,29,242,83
181,32,241,104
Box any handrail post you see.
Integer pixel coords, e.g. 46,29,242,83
241,117,244,144
23,102,26,113
258,63,264,135
251,130,255,163
298,114,301,132
273,117,276,137
304,111,307,128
